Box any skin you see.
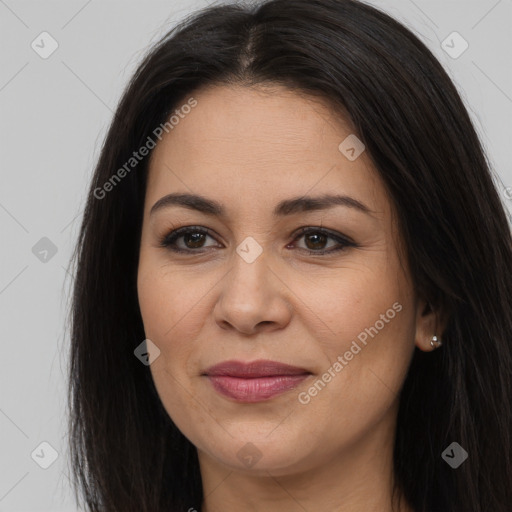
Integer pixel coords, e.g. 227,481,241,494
137,84,442,512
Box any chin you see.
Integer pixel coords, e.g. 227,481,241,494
196,426,319,475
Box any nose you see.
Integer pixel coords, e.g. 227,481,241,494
213,247,293,335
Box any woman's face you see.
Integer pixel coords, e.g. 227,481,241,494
137,84,434,476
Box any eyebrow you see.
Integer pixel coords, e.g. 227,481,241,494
149,192,375,218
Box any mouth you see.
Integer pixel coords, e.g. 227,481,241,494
202,359,312,403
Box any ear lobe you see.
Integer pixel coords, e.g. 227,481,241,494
415,297,445,352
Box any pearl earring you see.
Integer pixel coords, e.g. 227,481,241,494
430,335,442,349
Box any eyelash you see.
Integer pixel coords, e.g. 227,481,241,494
159,225,357,255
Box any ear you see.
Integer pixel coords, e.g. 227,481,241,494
414,297,447,352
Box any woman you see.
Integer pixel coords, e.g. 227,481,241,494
67,0,512,511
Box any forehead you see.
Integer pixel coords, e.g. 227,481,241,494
145,84,389,221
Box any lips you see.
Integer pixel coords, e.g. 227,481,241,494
204,359,310,378
203,359,312,402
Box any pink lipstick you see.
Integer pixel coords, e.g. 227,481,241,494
203,360,311,402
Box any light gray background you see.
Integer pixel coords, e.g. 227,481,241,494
1,1,511,510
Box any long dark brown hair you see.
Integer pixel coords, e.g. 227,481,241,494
66,0,512,510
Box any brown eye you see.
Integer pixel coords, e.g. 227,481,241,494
304,232,329,250
291,227,356,255
183,232,207,249
160,226,219,253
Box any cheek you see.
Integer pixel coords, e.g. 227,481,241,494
136,263,197,404
136,257,221,390
299,264,416,407
137,258,210,344
298,263,402,345
292,301,415,461
137,263,208,434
